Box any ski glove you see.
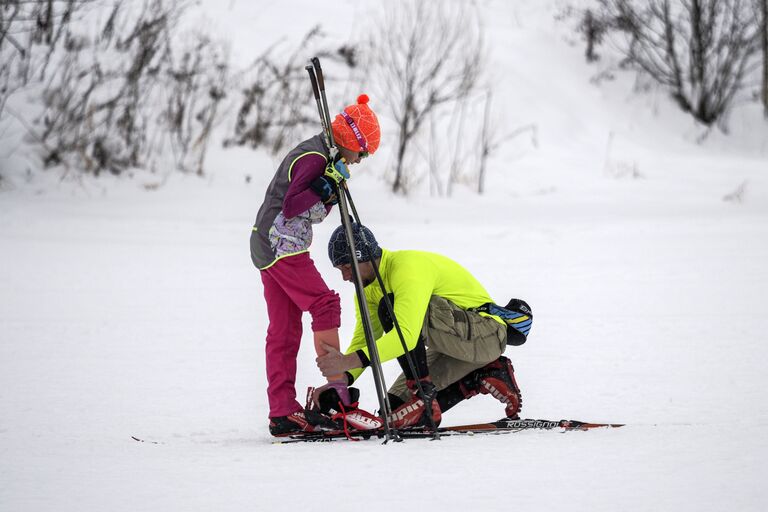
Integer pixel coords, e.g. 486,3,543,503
324,159,350,184
310,175,339,205
311,160,349,205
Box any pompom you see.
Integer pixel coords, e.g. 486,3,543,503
357,94,369,104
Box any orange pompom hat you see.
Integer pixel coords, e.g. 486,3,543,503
331,94,381,154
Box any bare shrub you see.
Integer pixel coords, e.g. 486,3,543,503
0,0,94,118
723,180,748,202
1,0,229,178
580,8,612,62
426,89,537,196
164,34,229,175
224,26,357,156
593,0,762,126
758,0,768,116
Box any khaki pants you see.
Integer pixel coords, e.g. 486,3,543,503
389,296,507,401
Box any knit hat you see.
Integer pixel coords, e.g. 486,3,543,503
331,94,381,154
328,223,382,266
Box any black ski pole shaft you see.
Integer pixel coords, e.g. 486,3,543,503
306,64,336,159
343,184,420,381
343,184,423,389
305,65,329,136
311,57,338,154
306,56,398,442
342,184,440,438
336,190,398,443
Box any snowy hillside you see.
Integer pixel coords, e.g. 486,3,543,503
2,1,767,511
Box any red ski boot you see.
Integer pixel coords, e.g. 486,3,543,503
268,409,339,436
311,382,383,432
474,356,523,418
388,377,441,429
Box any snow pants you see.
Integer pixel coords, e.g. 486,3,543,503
260,252,340,417
388,296,507,401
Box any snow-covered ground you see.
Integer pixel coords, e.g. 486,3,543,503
2,1,767,510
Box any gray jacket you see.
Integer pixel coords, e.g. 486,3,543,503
250,135,330,269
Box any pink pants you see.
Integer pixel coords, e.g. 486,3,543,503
260,252,341,417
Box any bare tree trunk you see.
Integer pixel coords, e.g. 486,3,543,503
426,111,444,197
762,0,768,117
584,10,599,61
689,0,704,74
447,95,467,197
477,90,492,195
660,0,689,113
371,0,484,195
393,126,408,194
393,93,412,194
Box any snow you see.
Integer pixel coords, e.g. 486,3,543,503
2,0,768,511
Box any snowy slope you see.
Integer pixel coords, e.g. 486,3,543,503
2,1,768,511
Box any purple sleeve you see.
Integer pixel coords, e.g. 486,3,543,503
283,153,329,219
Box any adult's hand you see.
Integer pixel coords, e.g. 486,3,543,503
316,343,360,377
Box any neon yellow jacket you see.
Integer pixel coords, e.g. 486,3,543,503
345,248,504,383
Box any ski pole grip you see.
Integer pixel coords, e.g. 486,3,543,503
311,57,325,91
305,65,320,99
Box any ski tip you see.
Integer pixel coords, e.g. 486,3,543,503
131,435,161,444
561,420,625,430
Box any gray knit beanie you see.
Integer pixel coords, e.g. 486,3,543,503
327,223,382,266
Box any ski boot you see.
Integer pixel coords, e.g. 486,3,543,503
471,356,523,418
388,377,441,429
268,409,340,437
311,382,383,431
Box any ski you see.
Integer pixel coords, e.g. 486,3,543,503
272,417,624,444
441,417,625,432
131,436,162,444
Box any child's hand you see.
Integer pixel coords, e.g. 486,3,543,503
324,160,350,183
310,176,339,205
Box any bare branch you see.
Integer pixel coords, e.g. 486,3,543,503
595,0,761,125
368,0,486,194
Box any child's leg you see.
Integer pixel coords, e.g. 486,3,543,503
312,328,339,358
261,270,304,417
267,253,344,382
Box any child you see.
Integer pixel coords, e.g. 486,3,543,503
249,95,381,436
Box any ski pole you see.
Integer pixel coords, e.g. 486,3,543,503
305,64,331,152
335,185,398,443
313,56,437,437
305,58,399,443
341,184,440,438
